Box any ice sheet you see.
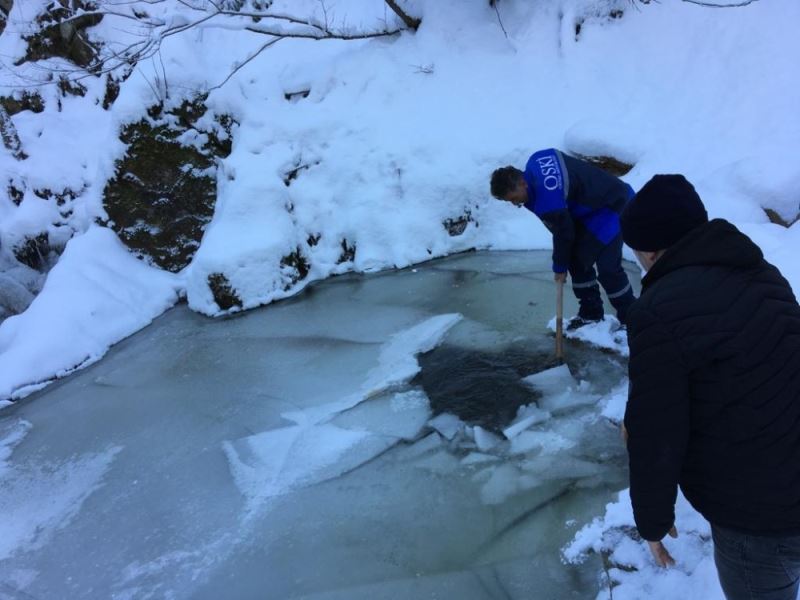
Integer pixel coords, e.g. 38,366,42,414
0,250,631,599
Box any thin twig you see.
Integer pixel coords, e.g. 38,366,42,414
681,0,759,6
207,36,281,90
493,0,508,38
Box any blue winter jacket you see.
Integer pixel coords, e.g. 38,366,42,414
523,148,634,273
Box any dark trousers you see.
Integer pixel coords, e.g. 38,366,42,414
712,524,800,600
568,235,635,324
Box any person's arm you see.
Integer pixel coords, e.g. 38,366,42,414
624,307,690,544
539,208,575,274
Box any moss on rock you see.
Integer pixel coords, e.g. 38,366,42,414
208,272,242,310
443,210,475,237
13,232,50,271
17,5,102,67
575,154,634,177
280,248,310,289
764,208,799,228
7,181,24,206
336,238,356,264
103,96,235,272
0,91,45,116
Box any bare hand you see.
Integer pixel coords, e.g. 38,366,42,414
647,526,678,567
554,272,567,283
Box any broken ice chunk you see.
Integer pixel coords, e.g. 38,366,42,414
331,389,431,441
461,452,499,465
537,390,600,415
522,364,576,395
502,404,552,439
224,424,393,514
480,464,539,505
510,430,574,455
428,412,464,440
473,426,503,451
523,366,599,415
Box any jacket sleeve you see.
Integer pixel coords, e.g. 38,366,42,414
539,208,575,273
623,307,690,541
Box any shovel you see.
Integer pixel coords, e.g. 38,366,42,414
555,278,564,364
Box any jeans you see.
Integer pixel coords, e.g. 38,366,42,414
712,523,800,600
568,235,635,323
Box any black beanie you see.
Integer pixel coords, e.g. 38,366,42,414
621,174,708,251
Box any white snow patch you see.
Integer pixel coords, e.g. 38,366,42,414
0,227,182,401
548,316,629,357
564,489,723,600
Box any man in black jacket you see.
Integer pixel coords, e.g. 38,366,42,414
491,149,635,327
620,174,800,599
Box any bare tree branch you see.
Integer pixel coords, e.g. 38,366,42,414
207,36,281,90
636,0,760,6
493,1,508,38
384,0,420,31
6,0,416,91
681,0,759,6
243,24,402,40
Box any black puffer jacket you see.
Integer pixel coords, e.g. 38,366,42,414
624,219,800,541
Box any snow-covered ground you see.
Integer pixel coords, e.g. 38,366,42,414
1,0,799,597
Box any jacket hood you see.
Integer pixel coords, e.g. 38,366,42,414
641,219,764,290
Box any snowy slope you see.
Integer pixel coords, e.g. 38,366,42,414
2,0,799,397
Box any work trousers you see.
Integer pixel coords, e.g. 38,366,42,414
713,524,800,600
568,235,635,324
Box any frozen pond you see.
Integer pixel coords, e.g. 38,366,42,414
0,251,638,599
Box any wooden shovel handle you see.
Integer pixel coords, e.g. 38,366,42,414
556,278,564,361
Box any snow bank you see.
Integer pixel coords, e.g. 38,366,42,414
0,227,182,398
563,489,723,600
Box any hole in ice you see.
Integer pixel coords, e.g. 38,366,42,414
415,335,628,435
413,344,554,433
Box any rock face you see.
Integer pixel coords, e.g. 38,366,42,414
0,0,11,36
0,237,45,323
12,232,50,271
207,273,242,311
16,1,102,67
764,208,800,228
103,96,234,273
574,154,634,177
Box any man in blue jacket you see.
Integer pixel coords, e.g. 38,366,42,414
491,148,636,326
